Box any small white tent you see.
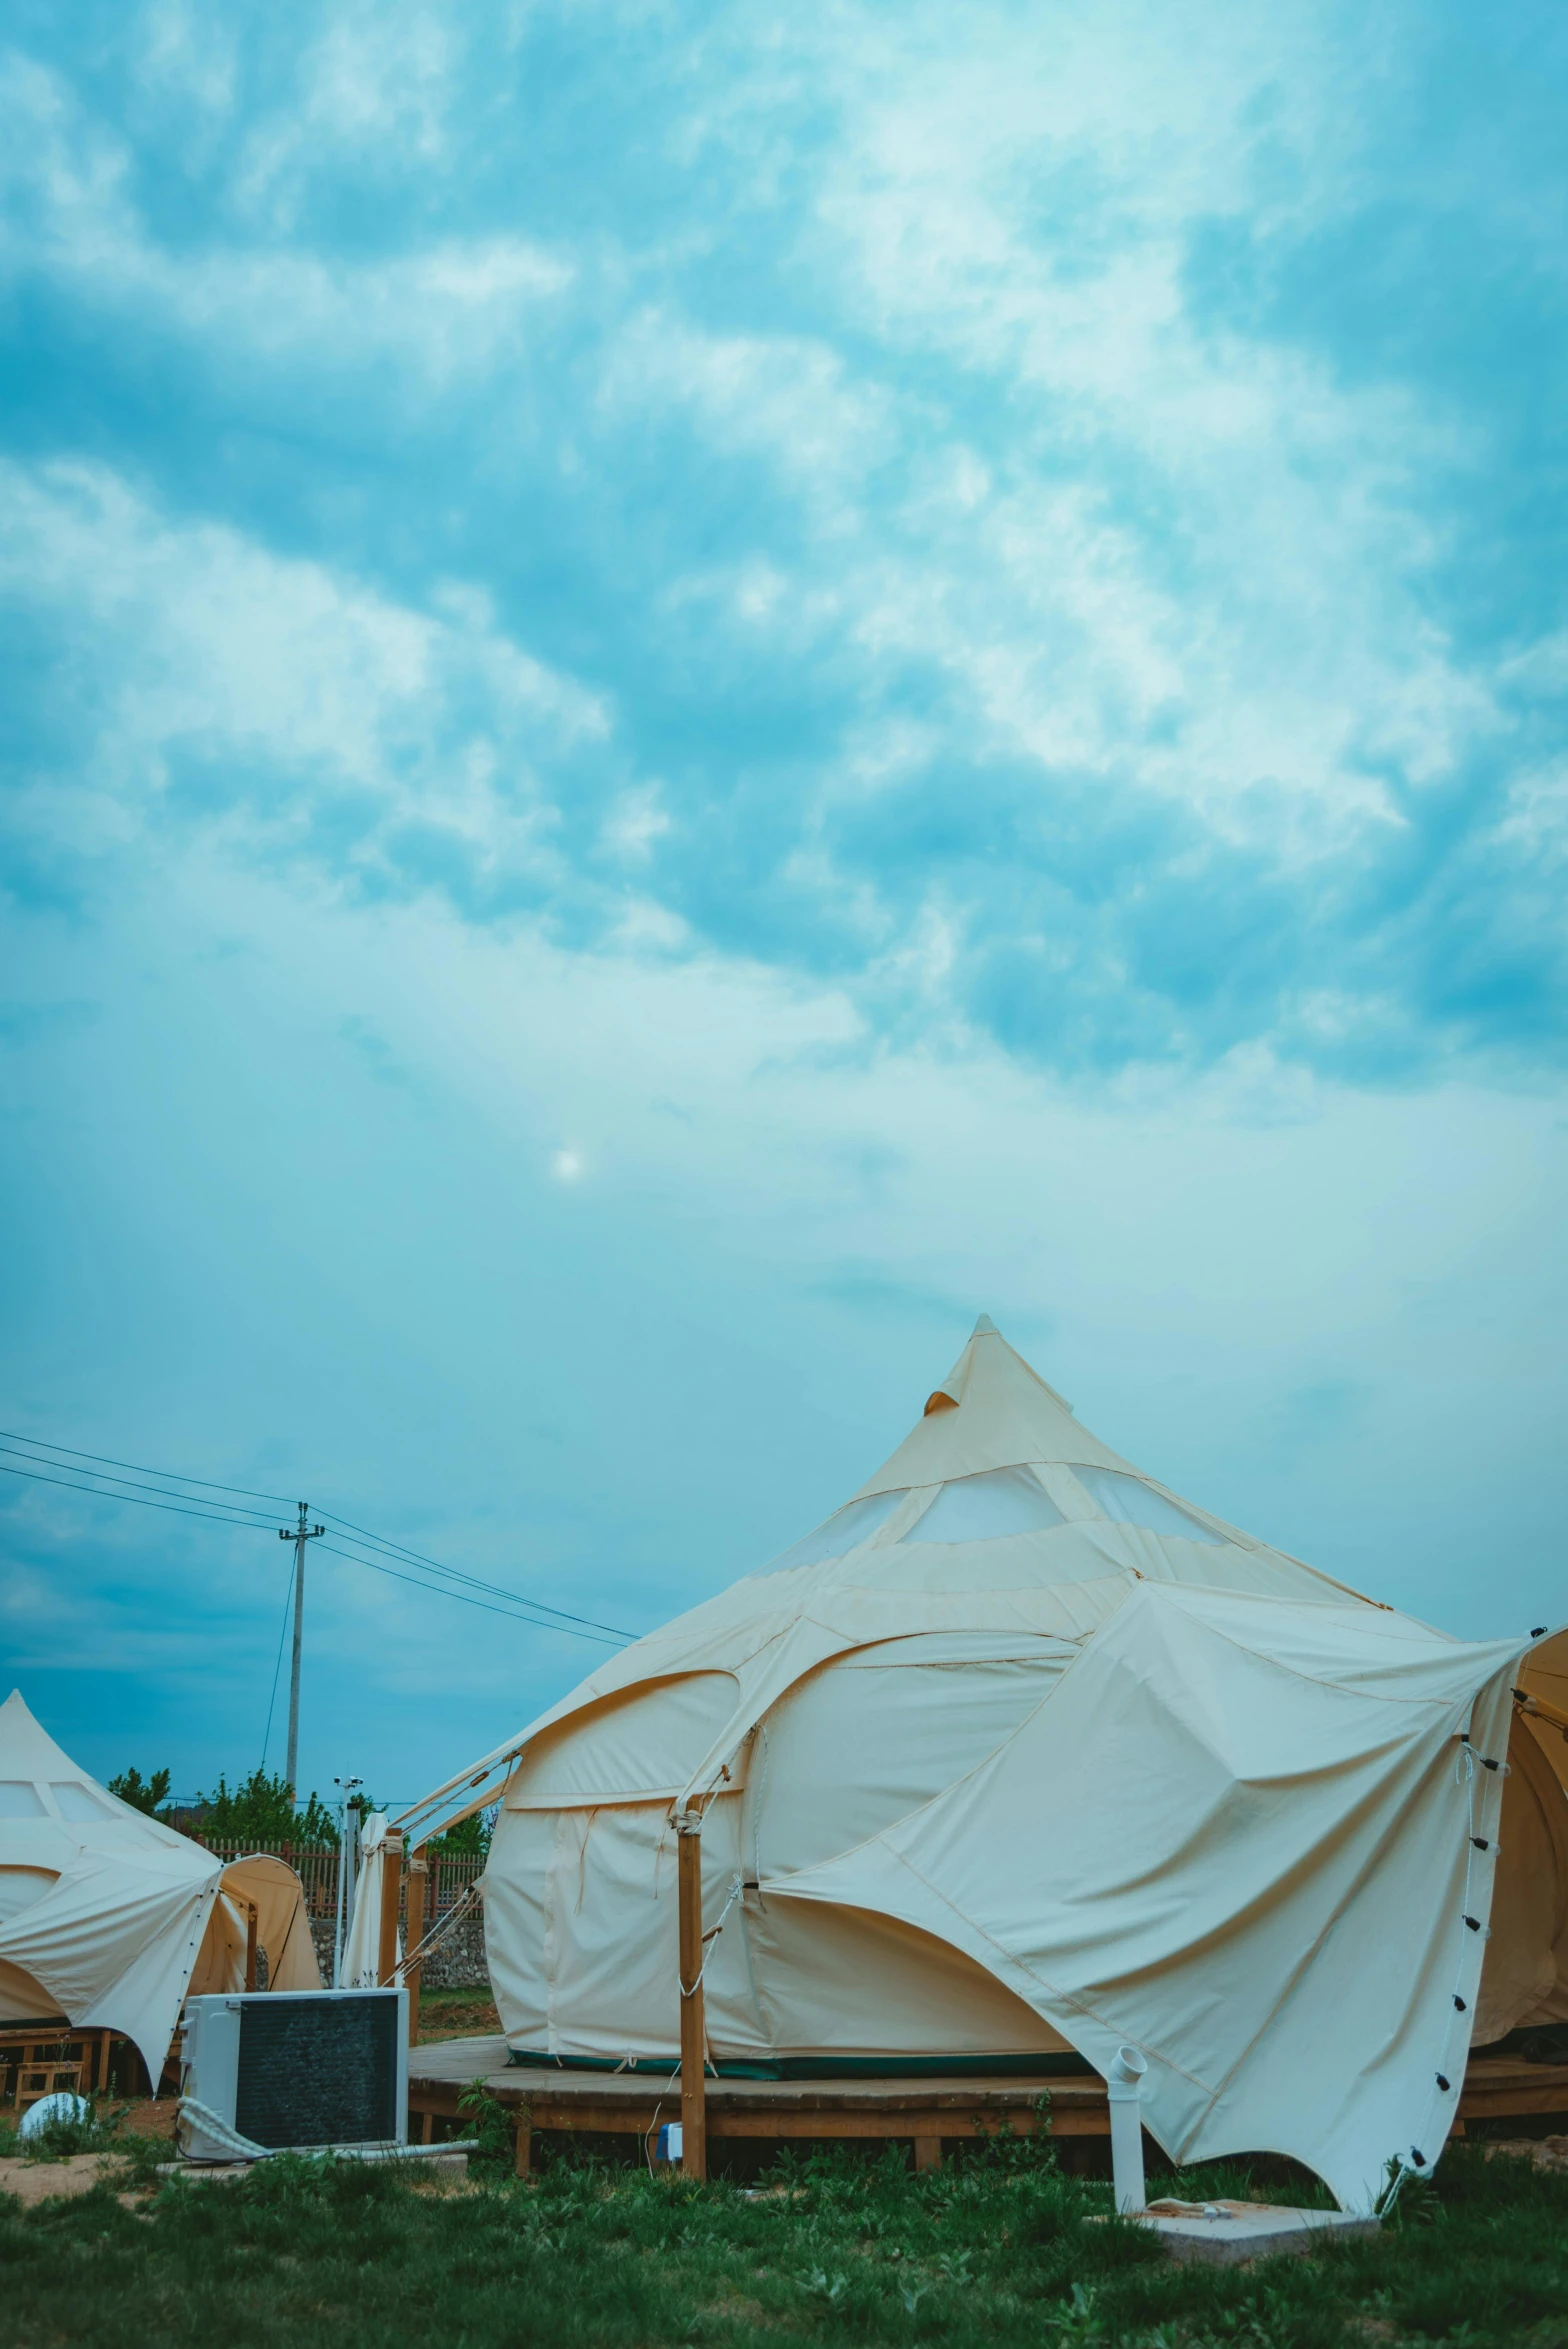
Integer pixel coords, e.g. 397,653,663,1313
404,1319,1568,2210
0,1691,321,2083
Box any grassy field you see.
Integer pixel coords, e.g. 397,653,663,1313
3,2097,1568,2349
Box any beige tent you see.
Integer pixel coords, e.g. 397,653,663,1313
401,1318,1568,2209
0,1691,321,2082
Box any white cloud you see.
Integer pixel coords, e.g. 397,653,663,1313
0,13,1511,878
601,307,893,513
614,5,1502,846
232,3,460,226
0,457,605,896
1,2,1561,1092
1490,762,1568,866
137,1,239,122
0,51,571,385
601,785,671,864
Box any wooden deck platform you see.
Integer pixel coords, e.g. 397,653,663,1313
407,2038,1568,2176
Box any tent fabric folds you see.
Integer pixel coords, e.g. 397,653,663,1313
340,1811,399,1989
777,1584,1524,2207
413,1318,1566,2211
0,1691,320,2080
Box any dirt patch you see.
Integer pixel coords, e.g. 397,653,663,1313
417,1993,501,2042
1485,2136,1568,2175
104,2099,179,2142
0,2155,127,2209
703,2295,777,2329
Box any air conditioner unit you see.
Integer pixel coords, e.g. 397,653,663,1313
180,1989,408,2160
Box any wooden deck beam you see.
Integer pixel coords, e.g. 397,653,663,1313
405,2037,1568,2168
1459,2060,1568,2122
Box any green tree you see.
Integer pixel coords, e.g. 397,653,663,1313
430,1804,493,1857
193,1767,340,1848
107,1765,172,1817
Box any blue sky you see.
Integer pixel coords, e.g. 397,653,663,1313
1,0,1565,1806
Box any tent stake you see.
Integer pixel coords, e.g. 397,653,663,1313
677,1807,707,2180
405,1845,429,2044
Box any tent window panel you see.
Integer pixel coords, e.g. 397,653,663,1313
842,1632,1082,1669
0,1867,59,1922
506,1671,741,1809
0,1782,46,1817
1073,1466,1224,1545
902,1466,1066,1545
756,1655,1069,1880
761,1489,904,1575
50,1782,116,1822
744,1898,1075,2059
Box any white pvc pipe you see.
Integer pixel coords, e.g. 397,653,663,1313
332,1803,348,1988
1106,2044,1148,2214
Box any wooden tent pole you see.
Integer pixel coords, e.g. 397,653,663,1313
377,1827,404,1989
405,1844,429,2044
677,1807,707,2180
244,1901,258,1993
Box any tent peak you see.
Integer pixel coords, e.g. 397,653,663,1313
863,1315,1119,1496
0,1686,89,1776
934,1316,1074,1419
926,1314,1006,1412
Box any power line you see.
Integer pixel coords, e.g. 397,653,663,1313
3,1421,638,1818
321,1532,631,1640
316,1509,634,1639
0,1457,281,1530
0,1431,637,1645
315,1538,626,1645
0,1427,294,1508
259,1560,295,1769
0,1439,283,1525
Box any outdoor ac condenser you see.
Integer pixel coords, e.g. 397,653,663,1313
180,1989,408,2160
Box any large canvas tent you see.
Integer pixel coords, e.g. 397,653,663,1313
0,1691,321,2081
403,1319,1568,2210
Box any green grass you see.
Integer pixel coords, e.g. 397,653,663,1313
2,2120,1566,2348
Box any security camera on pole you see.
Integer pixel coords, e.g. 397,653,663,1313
278,1502,324,1803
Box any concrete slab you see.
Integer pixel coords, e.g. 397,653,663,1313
155,2147,470,2184
1136,2199,1378,2266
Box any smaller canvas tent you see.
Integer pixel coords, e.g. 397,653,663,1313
0,1691,320,2082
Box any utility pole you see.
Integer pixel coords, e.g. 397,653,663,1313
278,1502,325,1803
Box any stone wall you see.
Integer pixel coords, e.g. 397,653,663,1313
422,1912,489,1989
303,1911,490,1990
